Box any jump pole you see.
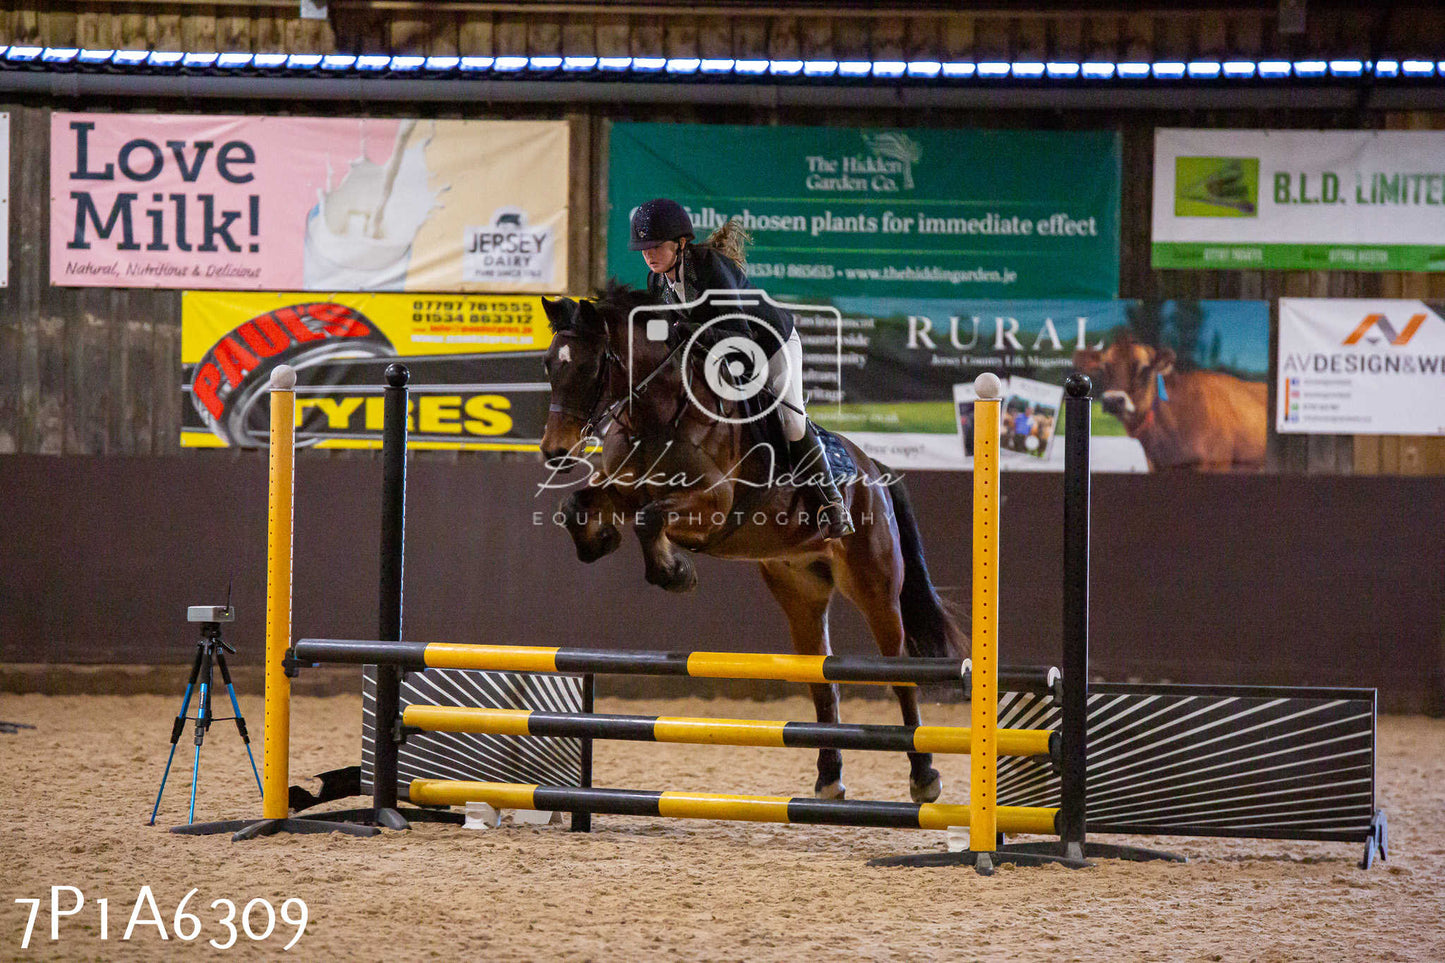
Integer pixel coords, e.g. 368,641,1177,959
174,365,379,839
400,705,1058,758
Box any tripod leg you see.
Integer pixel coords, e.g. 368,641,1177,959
215,652,262,796
188,645,217,825
149,645,204,826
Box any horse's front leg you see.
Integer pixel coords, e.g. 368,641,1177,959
634,496,701,593
559,485,624,564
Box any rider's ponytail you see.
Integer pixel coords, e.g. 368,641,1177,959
702,218,751,268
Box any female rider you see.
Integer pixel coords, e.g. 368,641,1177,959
628,198,853,540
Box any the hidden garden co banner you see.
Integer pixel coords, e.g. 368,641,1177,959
53,114,568,291
1153,129,1445,272
793,298,1269,472
1278,299,1445,435
608,122,1120,300
181,292,552,450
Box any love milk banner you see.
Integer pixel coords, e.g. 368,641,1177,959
50,114,569,292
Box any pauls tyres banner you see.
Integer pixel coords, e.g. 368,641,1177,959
1154,129,1445,272
608,122,1120,299
181,292,552,450
52,114,568,291
1279,299,1445,435
795,298,1269,472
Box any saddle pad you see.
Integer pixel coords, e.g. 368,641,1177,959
816,425,858,478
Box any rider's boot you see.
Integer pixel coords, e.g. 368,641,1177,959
789,423,855,540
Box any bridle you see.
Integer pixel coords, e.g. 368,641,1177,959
547,313,689,440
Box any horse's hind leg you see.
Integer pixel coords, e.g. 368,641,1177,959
758,559,845,800
834,556,942,803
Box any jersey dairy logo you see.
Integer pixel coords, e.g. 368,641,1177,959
463,208,556,284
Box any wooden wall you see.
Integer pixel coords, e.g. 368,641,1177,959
0,2,1442,472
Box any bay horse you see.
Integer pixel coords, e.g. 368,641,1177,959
538,285,968,804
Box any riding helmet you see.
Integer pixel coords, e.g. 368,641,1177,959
628,198,695,250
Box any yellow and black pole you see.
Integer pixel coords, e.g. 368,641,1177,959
176,365,378,839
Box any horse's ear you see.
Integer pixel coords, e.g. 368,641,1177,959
576,298,605,335
541,296,575,332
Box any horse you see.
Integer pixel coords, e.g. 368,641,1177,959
538,284,969,804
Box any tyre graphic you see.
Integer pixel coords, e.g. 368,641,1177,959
189,302,395,448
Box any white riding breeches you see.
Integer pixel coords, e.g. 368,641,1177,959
766,329,807,442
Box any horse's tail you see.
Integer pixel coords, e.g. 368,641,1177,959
889,475,969,660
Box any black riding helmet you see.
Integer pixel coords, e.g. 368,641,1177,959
629,198,695,251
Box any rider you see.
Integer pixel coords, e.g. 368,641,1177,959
629,197,854,540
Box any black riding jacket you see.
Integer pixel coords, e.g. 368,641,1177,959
645,244,795,349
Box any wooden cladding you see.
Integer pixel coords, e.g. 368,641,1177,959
4,5,1445,62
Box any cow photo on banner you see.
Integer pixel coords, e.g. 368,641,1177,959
792,299,1269,472
181,292,553,450
51,114,569,292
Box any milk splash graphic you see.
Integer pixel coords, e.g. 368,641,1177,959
303,120,445,290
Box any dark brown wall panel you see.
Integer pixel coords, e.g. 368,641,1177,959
1,454,1440,710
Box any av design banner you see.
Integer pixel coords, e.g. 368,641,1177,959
1154,129,1445,272
1278,299,1445,435
53,114,568,291
181,291,552,450
796,298,1269,472
608,123,1119,300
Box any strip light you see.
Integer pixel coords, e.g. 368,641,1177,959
2,51,1438,85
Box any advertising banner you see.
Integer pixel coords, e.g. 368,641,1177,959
1153,129,1445,272
795,298,1269,472
608,122,1120,300
181,291,552,450
53,114,569,291
1278,299,1445,435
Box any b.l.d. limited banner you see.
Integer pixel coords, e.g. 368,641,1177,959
608,122,1119,300
1153,129,1445,271
53,114,569,291
181,291,553,450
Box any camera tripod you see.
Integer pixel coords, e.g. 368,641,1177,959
148,619,262,826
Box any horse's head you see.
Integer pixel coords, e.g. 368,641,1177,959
540,295,612,463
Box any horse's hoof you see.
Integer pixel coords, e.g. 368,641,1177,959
662,561,698,593
815,780,847,801
910,772,943,804
576,527,621,563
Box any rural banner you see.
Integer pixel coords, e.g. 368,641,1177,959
1278,299,1445,435
794,298,1269,472
608,122,1120,300
1153,129,1445,272
52,114,569,291
181,291,552,450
